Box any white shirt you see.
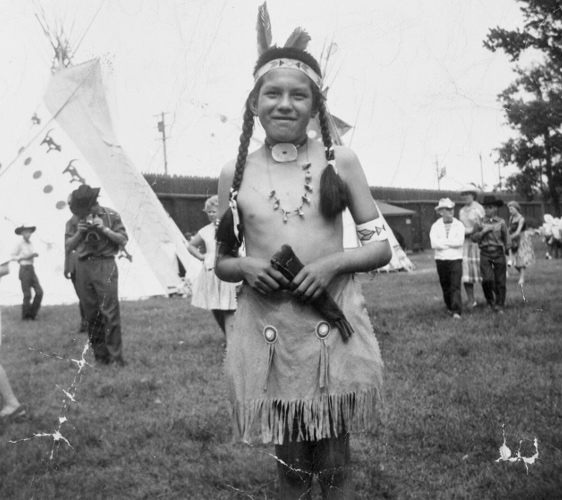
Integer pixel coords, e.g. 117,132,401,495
11,239,36,266
430,217,465,260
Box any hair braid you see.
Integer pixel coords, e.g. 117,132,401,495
215,98,255,254
316,97,348,218
231,98,256,194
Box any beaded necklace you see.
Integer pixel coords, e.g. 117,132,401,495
265,141,312,223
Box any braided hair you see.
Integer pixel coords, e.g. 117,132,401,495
216,47,348,254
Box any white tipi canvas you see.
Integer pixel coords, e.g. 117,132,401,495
0,59,199,306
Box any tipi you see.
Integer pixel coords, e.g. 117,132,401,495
0,31,199,306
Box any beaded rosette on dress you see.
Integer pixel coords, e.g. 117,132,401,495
224,274,385,444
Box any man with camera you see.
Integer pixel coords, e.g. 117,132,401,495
65,184,128,366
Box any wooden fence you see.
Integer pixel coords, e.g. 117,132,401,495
144,174,553,250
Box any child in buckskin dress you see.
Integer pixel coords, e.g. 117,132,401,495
215,37,392,498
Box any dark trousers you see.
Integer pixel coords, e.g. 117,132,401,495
70,272,86,324
19,265,43,319
75,258,124,364
435,259,462,315
480,249,507,307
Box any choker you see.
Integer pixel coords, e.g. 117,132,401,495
266,138,308,163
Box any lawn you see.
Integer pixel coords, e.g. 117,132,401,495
0,240,561,499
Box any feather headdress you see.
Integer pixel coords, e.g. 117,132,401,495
256,2,312,54
284,27,311,51
256,2,273,55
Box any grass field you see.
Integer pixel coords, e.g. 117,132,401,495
1,240,561,499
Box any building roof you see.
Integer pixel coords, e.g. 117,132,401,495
375,200,416,216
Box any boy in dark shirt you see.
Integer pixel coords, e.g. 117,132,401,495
471,195,510,313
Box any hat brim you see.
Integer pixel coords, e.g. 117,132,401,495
435,206,454,212
15,226,36,235
69,187,101,215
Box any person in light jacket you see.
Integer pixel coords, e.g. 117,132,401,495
430,198,465,319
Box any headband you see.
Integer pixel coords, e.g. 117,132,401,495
254,58,323,89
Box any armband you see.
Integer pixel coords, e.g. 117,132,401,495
356,217,388,245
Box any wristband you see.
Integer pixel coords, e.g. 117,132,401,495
356,217,388,245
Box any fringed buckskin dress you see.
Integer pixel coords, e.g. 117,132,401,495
224,273,384,445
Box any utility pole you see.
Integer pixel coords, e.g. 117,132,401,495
435,156,445,190
155,112,170,175
479,152,484,190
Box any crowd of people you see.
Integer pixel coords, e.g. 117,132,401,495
430,192,541,317
540,214,562,259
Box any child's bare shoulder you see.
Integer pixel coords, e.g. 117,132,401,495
333,145,365,180
220,158,237,177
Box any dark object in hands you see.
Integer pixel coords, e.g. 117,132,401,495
270,244,354,343
510,236,519,252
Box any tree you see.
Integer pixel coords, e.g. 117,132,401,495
485,0,562,69
485,0,562,215
495,66,562,214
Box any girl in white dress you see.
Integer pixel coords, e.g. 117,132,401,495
188,196,238,335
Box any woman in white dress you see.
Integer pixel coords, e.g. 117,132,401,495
458,186,485,307
188,196,238,336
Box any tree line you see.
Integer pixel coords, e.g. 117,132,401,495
485,0,562,216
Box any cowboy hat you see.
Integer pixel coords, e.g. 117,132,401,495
482,195,504,207
435,198,455,212
69,185,100,216
459,184,479,197
14,225,36,235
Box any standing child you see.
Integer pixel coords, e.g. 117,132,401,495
188,195,238,336
429,198,465,319
215,30,392,498
11,225,43,321
471,195,510,313
507,201,535,287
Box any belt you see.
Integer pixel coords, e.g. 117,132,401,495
78,255,115,261
481,246,502,252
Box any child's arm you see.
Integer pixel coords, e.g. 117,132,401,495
471,222,490,243
290,147,392,303
510,217,525,239
430,222,449,250
215,161,290,294
10,243,37,262
448,222,465,249
429,223,463,250
187,233,206,262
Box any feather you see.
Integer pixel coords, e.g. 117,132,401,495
284,27,311,51
256,2,272,56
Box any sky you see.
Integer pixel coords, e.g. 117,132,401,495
0,0,532,191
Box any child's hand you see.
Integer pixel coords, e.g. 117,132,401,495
77,220,89,234
290,255,338,303
240,257,290,295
